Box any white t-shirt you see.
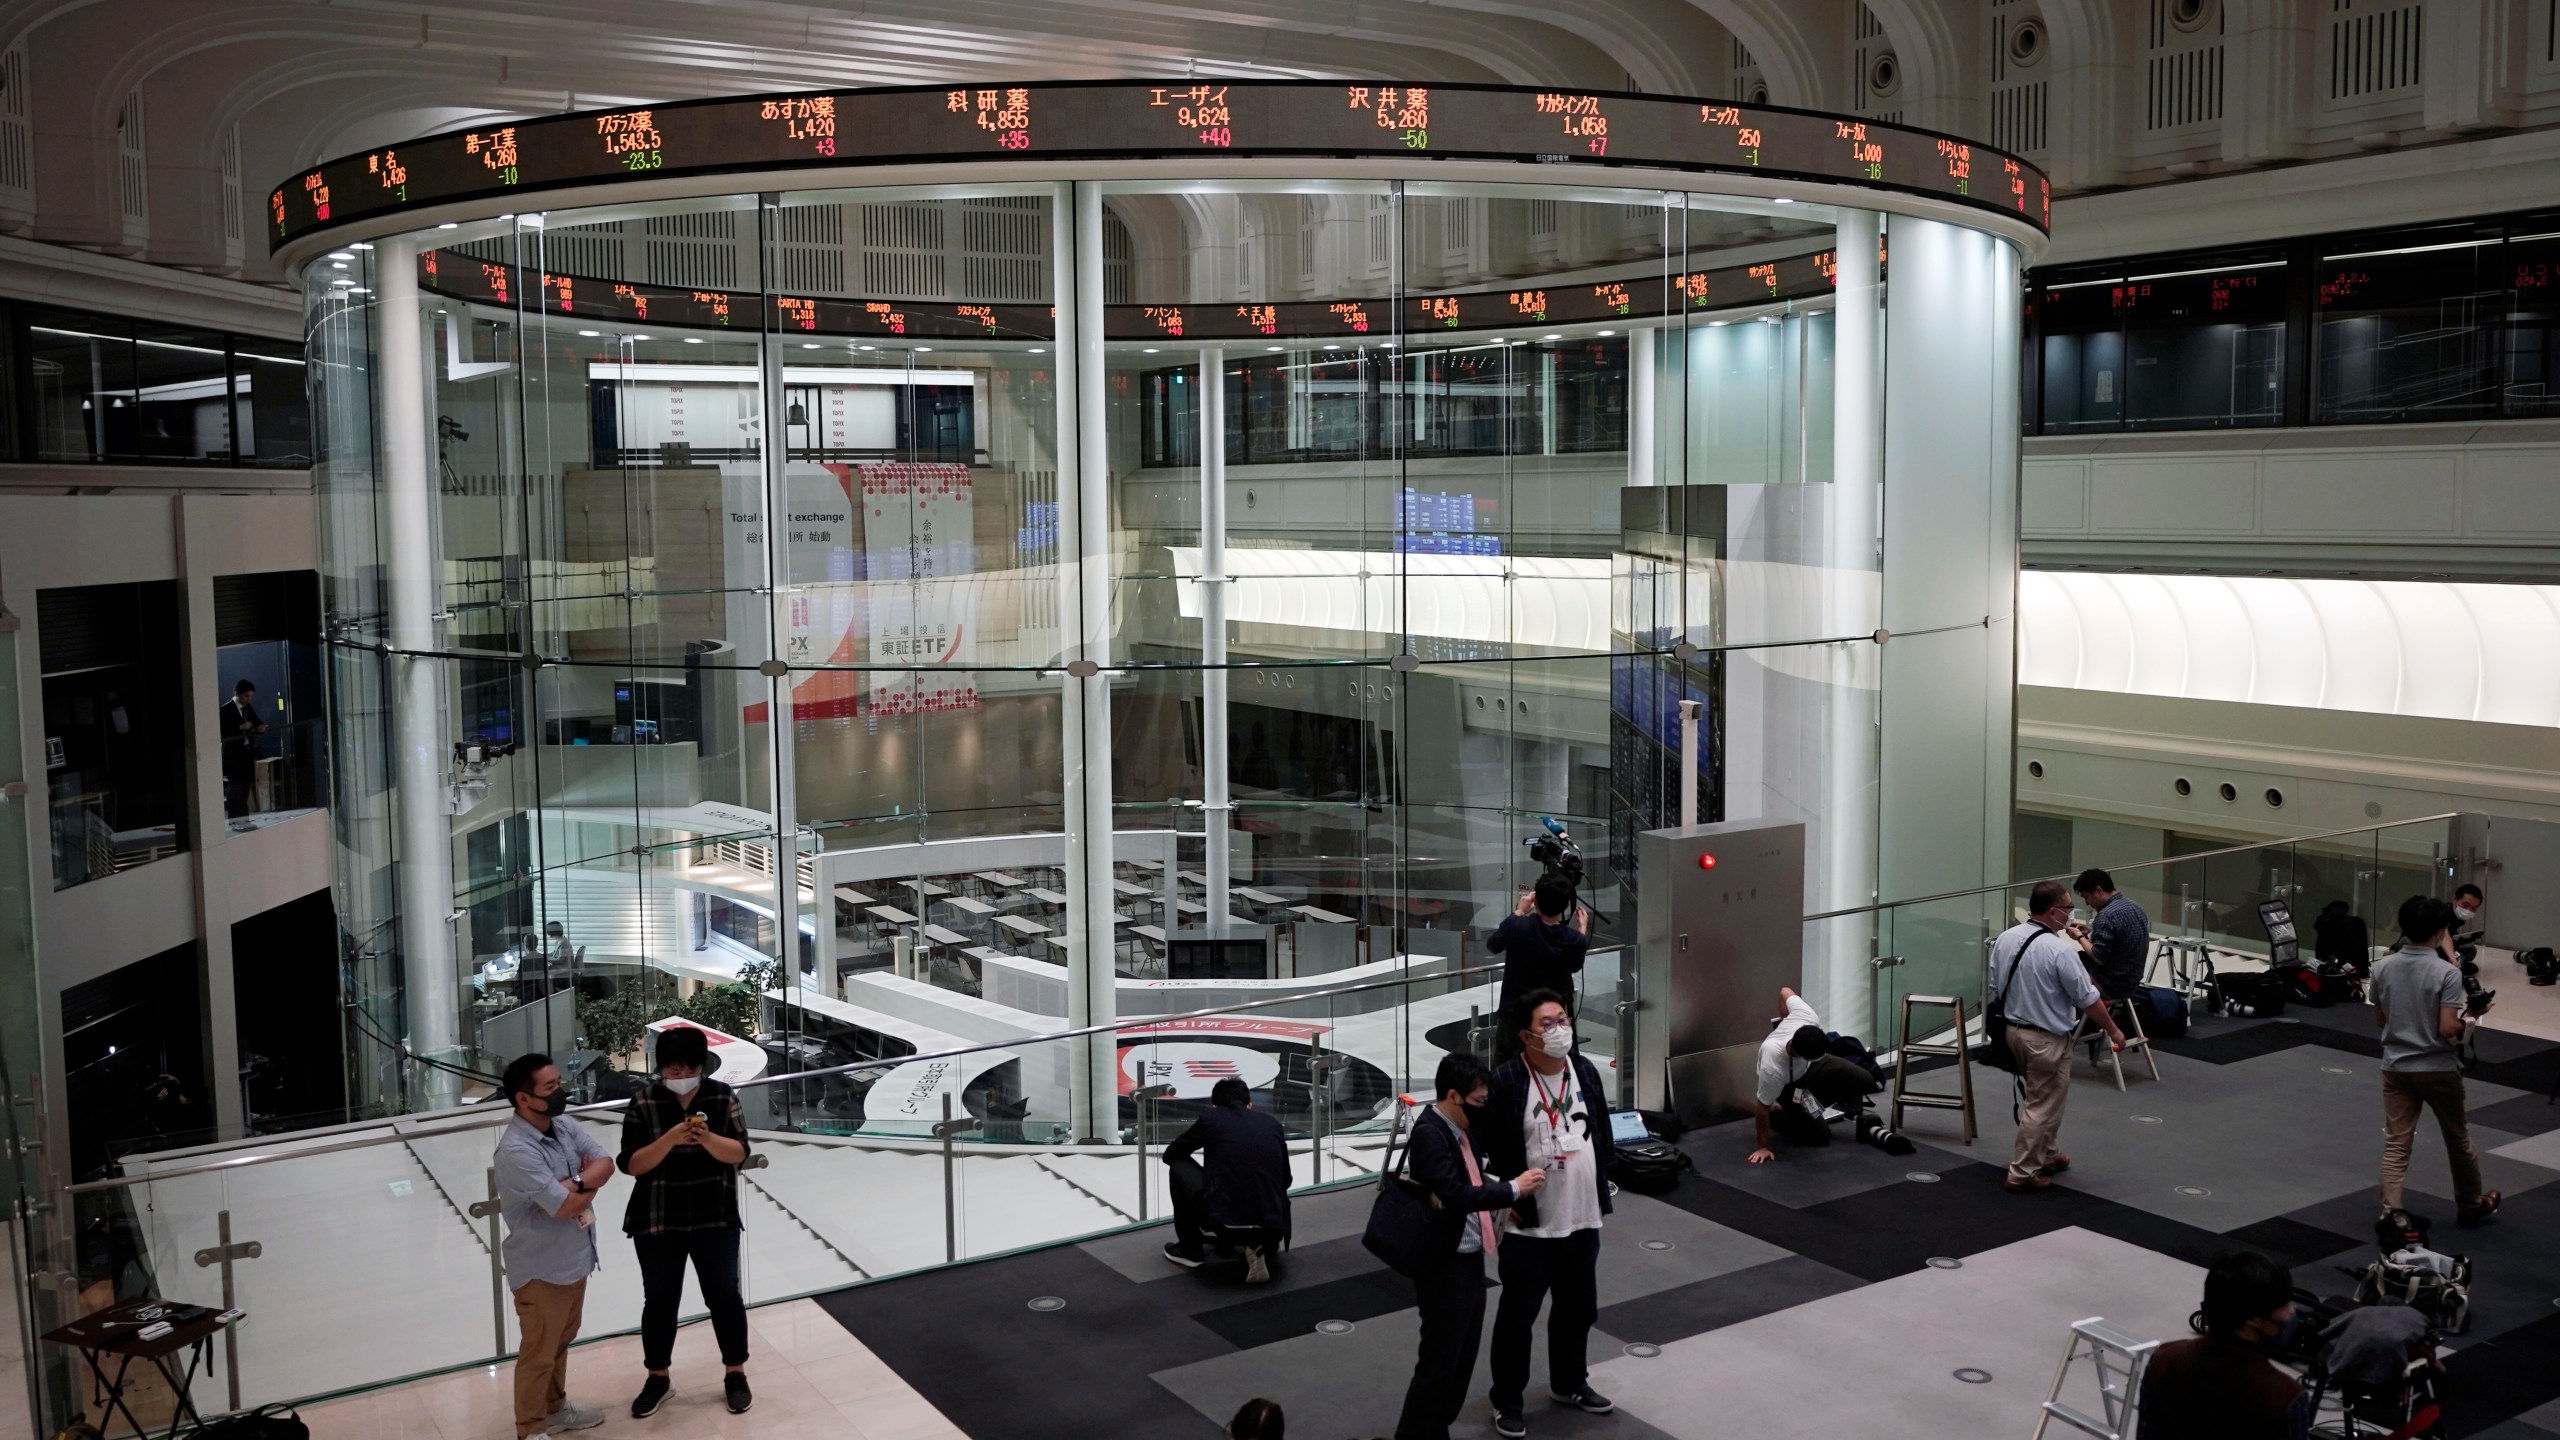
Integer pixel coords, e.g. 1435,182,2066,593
1510,1061,1604,1239
1754,994,1823,1108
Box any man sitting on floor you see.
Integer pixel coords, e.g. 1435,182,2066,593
1161,1076,1293,1283
2138,1251,2310,1439
1746,986,1885,1164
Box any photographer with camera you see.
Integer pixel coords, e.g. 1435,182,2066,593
1490,876,1591,1064
2372,894,2500,1228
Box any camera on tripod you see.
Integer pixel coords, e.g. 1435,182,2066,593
1523,816,1586,888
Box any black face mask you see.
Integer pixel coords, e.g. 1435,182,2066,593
530,1090,569,1117
1459,1098,1487,1128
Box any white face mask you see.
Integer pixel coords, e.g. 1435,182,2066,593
1537,1025,1574,1059
662,1075,701,1099
2453,906,2476,924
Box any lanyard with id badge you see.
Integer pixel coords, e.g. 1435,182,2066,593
1531,1066,1583,1172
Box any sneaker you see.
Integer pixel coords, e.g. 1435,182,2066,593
2004,1174,2054,1194
547,1403,605,1433
630,1375,671,1420
723,1373,752,1415
2458,1190,2503,1227
2037,1153,2072,1177
1552,1386,1615,1415
1162,1241,1205,1269
1492,1405,1528,1438
1242,1246,1271,1285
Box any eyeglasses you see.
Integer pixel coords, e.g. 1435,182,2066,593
1531,1015,1571,1032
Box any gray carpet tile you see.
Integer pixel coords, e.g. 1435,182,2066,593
2471,1093,2560,1139
1592,1254,1866,1349
1914,1046,2548,1232
1152,1305,1677,1440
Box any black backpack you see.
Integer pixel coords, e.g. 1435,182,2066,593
2521,947,2558,987
1614,1140,1694,1195
2204,970,2289,1018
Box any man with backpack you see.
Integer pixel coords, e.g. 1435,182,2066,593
1990,881,2126,1194
2371,895,2501,1227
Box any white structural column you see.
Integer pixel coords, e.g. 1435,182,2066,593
757,207,805,1018
1626,325,1656,489
1197,347,1232,927
376,236,461,1107
1058,183,1119,1139
1819,209,1883,1031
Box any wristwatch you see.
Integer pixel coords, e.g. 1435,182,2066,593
569,1176,586,1194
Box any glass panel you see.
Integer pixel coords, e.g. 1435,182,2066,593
26,305,134,462
129,323,233,463
233,334,315,467
2504,229,2560,418
2313,233,2500,423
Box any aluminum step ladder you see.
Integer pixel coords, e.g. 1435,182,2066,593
2032,1318,2159,1440
1888,993,1976,1143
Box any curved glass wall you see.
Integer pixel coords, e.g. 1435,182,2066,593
307,173,2022,1132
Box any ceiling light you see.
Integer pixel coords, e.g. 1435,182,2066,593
328,251,354,260
1142,347,1159,353
1709,319,1730,327
858,345,875,351
1597,329,1616,336
631,334,650,341
914,347,932,353
1323,344,1340,351
350,242,373,250
331,261,348,270
801,342,819,349
1266,345,1283,352
1488,337,1503,344
438,222,459,230
1541,333,1561,340
684,337,704,344
578,330,599,337
1029,347,1046,354
1773,197,1794,205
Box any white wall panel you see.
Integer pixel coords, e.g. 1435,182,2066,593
2261,451,2459,535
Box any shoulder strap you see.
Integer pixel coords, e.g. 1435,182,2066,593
1992,924,2054,1004
1377,1101,1417,1188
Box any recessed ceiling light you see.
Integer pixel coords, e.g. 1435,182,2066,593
1488,337,1503,344
1142,347,1159,353
1773,197,1794,205
350,242,373,250
1709,319,1730,327
630,334,650,341
1323,344,1340,351
857,345,875,351
1597,329,1616,336
1029,347,1046,353
331,261,347,269
684,337,704,344
328,251,354,260
801,342,819,349
914,347,932,353
578,330,600,337
437,222,459,230
1266,345,1283,352
1542,333,1561,340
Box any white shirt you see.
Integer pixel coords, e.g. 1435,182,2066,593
1754,994,1823,1108
1510,1060,1604,1239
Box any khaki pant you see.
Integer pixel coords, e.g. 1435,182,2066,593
2380,1068,2484,1212
2006,1026,2074,1185
511,1277,586,1437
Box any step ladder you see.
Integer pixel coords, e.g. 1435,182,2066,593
2074,997,2161,1092
2032,1318,2159,1440
1888,993,1977,1143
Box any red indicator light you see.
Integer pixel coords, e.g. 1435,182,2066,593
1698,854,1717,870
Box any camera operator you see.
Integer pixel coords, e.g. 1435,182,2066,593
1490,876,1591,1063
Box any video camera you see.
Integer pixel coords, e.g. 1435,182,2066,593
1523,816,1586,889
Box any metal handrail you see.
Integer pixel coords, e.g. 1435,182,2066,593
1800,812,2464,923
66,955,1524,1193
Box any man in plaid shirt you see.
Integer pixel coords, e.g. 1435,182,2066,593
618,1024,753,1417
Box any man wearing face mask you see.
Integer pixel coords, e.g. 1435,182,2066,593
1481,991,1616,1438
618,1024,753,1418
2136,1251,2311,1438
492,1053,615,1440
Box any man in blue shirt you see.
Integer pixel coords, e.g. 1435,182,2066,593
493,1054,616,1440
2072,868,2151,1003
1991,881,2125,1194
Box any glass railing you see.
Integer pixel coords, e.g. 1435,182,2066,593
62,957,1533,1411
1835,813,2466,1049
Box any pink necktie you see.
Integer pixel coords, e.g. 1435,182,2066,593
1456,1130,1501,1252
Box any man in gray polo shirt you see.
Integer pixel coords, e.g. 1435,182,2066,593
493,1054,616,1440
2371,895,2501,1226
1990,880,2126,1194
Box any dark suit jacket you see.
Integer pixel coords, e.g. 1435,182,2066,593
1400,1104,1518,1261
1162,1101,1293,1236
1481,1052,1616,1231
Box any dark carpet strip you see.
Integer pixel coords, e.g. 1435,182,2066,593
1190,1263,1436,1350
816,1242,1229,1440
2441,1308,2560,1438
1593,1253,1865,1349
2220,1215,2367,1269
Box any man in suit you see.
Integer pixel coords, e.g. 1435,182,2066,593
1160,1076,1293,1283
1393,1053,1545,1440
218,679,267,817
1480,990,1617,1437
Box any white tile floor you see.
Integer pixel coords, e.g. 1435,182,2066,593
295,1301,962,1440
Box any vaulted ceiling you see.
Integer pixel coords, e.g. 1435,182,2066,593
7,0,2559,282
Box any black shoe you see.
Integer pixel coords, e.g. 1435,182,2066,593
724,1373,751,1415
1162,1241,1205,1269
1492,1404,1527,1438
1552,1386,1615,1415
630,1375,670,1420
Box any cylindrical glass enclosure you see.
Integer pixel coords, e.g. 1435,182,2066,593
293,86,2038,1135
